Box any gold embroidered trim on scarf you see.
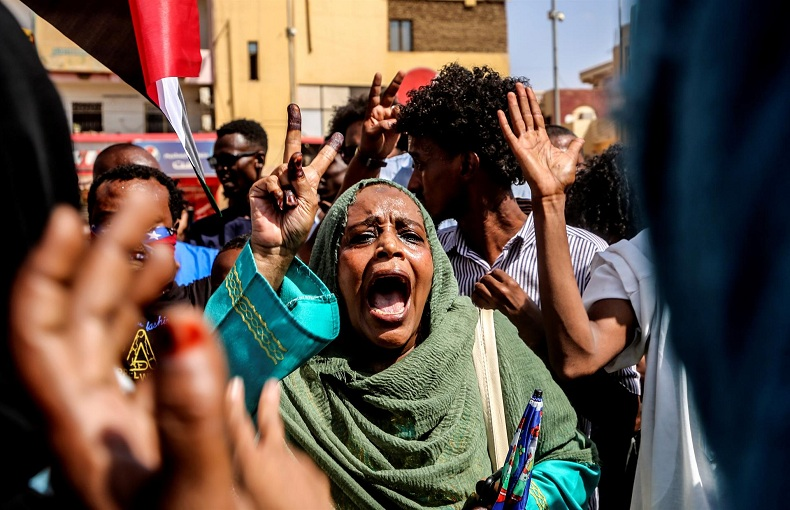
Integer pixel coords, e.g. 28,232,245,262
529,482,548,510
225,264,288,364
126,327,156,380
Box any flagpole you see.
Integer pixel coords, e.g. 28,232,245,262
548,0,564,124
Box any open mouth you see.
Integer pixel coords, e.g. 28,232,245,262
367,274,411,319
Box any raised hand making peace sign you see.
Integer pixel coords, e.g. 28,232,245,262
336,70,405,198
358,70,405,160
249,104,342,290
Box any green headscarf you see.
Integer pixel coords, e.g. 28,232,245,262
280,179,595,509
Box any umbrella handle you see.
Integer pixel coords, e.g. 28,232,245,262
475,468,502,505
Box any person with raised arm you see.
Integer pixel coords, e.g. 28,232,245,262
9,198,334,510
334,70,405,198
208,104,601,508
497,82,719,510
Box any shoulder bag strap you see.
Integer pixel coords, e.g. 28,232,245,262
472,307,509,473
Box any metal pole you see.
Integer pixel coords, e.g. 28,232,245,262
286,0,297,104
548,0,563,124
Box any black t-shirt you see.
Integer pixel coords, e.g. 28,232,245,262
185,205,252,249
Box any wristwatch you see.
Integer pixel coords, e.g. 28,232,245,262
361,156,387,169
355,148,387,169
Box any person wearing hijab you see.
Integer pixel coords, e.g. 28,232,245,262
1,5,340,505
209,176,601,509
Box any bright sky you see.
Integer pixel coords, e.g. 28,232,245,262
506,0,633,91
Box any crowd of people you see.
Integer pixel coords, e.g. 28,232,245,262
5,0,780,507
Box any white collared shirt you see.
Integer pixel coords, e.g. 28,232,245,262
438,213,609,307
438,215,641,398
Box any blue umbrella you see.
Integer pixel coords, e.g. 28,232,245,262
490,388,544,510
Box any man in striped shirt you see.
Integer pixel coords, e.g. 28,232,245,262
397,63,639,510
396,63,609,318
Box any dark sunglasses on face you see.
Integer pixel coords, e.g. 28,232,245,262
207,151,258,169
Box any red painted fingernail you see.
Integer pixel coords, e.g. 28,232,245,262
162,319,204,355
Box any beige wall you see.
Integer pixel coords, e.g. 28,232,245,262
210,0,291,172
33,16,110,73
296,0,508,84
212,0,509,174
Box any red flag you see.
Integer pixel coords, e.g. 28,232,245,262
21,0,219,214
128,0,201,106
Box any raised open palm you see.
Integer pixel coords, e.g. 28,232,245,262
497,83,584,199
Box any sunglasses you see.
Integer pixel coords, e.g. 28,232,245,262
207,151,259,169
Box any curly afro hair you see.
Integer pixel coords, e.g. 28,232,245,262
396,62,529,188
87,164,185,225
217,118,268,151
328,94,367,138
565,143,646,243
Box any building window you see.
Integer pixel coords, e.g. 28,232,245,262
145,103,171,133
248,41,259,80
72,102,102,133
389,20,412,52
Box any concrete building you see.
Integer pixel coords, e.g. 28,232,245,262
4,0,212,136
211,0,509,169
572,20,631,155
536,81,615,157
535,18,631,157
3,0,510,214
5,0,509,169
